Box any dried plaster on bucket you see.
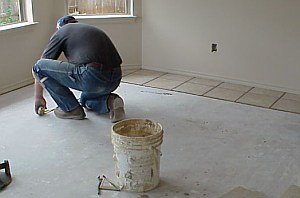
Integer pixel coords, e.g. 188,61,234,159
111,119,163,192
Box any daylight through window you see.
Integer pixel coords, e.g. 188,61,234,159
0,0,23,26
68,0,131,16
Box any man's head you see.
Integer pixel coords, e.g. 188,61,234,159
56,15,78,30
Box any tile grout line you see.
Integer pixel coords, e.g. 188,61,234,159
234,87,255,102
171,77,197,90
269,92,286,109
201,82,224,96
122,69,141,77
141,72,168,85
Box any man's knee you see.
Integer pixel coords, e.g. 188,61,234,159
32,60,42,80
32,59,50,82
33,59,48,72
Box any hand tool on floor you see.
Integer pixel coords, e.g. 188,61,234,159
37,97,80,116
0,160,12,190
97,176,104,195
102,175,120,190
97,175,121,195
37,106,56,116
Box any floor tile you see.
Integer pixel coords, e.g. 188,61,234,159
144,78,184,90
188,77,223,86
121,69,300,114
249,87,284,97
122,69,139,76
218,82,252,92
271,98,300,114
122,69,165,84
237,92,279,108
160,73,193,81
282,93,300,102
173,82,213,95
204,87,245,101
122,74,152,84
280,185,300,198
219,186,267,198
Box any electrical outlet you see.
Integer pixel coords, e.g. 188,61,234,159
212,43,217,52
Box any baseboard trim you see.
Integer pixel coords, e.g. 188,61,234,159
0,78,34,95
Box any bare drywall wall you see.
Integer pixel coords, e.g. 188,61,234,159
142,0,300,93
0,0,56,94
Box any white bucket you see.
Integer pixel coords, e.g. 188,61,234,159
111,119,163,192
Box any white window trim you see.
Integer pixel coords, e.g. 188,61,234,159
68,0,136,23
74,15,134,19
74,15,137,24
0,0,35,32
0,21,37,31
0,22,38,36
23,0,34,23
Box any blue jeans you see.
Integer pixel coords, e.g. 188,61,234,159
32,59,122,113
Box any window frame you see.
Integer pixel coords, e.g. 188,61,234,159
0,0,34,31
67,0,134,19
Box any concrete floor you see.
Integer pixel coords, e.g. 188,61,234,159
0,83,299,198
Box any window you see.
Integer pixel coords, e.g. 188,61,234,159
0,0,32,27
1,0,22,26
67,0,132,16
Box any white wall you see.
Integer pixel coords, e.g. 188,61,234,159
142,0,300,94
0,0,142,94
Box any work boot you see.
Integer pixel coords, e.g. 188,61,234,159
54,106,86,120
108,94,125,123
0,160,12,190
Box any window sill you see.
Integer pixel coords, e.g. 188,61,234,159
74,15,138,24
0,22,38,34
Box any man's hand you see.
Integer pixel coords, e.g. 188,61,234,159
34,97,47,115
